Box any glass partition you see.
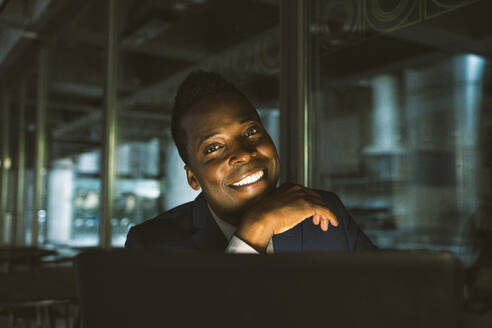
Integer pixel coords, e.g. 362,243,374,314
42,2,107,246
308,0,491,264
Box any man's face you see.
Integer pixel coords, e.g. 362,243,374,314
182,92,280,221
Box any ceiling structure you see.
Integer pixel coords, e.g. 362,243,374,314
1,0,491,159
0,0,279,159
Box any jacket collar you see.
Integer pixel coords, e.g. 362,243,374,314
191,193,228,251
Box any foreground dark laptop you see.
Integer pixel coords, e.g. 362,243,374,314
74,251,463,328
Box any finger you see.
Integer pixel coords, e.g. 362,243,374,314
297,198,334,221
300,191,324,204
271,182,298,196
312,205,338,227
282,182,302,191
279,182,296,190
295,197,338,227
286,184,323,201
312,214,320,225
301,196,327,208
304,188,323,199
321,218,329,231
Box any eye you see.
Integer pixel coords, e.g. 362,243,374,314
204,144,223,154
245,126,258,137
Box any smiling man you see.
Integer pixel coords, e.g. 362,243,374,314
125,71,376,253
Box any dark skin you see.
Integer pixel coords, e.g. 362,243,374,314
183,92,338,252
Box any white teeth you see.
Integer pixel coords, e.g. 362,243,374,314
232,170,264,187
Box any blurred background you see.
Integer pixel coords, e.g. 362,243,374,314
0,0,491,326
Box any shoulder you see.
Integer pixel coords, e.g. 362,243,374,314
125,200,195,250
313,189,339,202
312,188,378,251
313,189,345,215
312,189,357,231
133,200,194,232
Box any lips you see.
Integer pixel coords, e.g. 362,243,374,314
228,169,266,188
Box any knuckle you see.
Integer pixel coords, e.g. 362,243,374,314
291,184,303,191
299,194,311,203
294,198,308,207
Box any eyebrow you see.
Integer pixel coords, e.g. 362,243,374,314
197,132,220,149
195,116,260,151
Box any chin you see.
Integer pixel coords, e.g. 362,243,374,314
241,182,273,206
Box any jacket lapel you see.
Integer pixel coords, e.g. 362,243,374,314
191,193,228,251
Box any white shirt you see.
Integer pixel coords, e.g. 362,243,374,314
208,204,274,254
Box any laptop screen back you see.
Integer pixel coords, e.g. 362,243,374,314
75,251,463,328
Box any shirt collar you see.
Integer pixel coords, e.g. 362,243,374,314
207,203,237,242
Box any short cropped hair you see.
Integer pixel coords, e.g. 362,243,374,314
171,70,248,164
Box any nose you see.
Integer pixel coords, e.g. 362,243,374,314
228,141,257,166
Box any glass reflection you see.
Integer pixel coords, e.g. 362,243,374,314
309,0,492,265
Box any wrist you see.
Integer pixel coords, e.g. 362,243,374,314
235,213,274,252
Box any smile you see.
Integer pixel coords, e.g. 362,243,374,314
231,170,264,187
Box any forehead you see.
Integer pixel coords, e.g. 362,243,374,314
182,92,260,140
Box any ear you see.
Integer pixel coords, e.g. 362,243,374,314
185,165,201,191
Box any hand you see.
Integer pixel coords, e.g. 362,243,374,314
235,183,338,252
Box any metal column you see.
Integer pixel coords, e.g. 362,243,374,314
1,89,11,245
33,49,49,246
16,81,27,245
279,0,311,186
100,0,119,249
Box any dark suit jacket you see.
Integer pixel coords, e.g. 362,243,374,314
125,190,376,252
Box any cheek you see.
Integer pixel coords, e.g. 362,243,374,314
198,161,228,188
259,141,280,178
258,140,278,159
